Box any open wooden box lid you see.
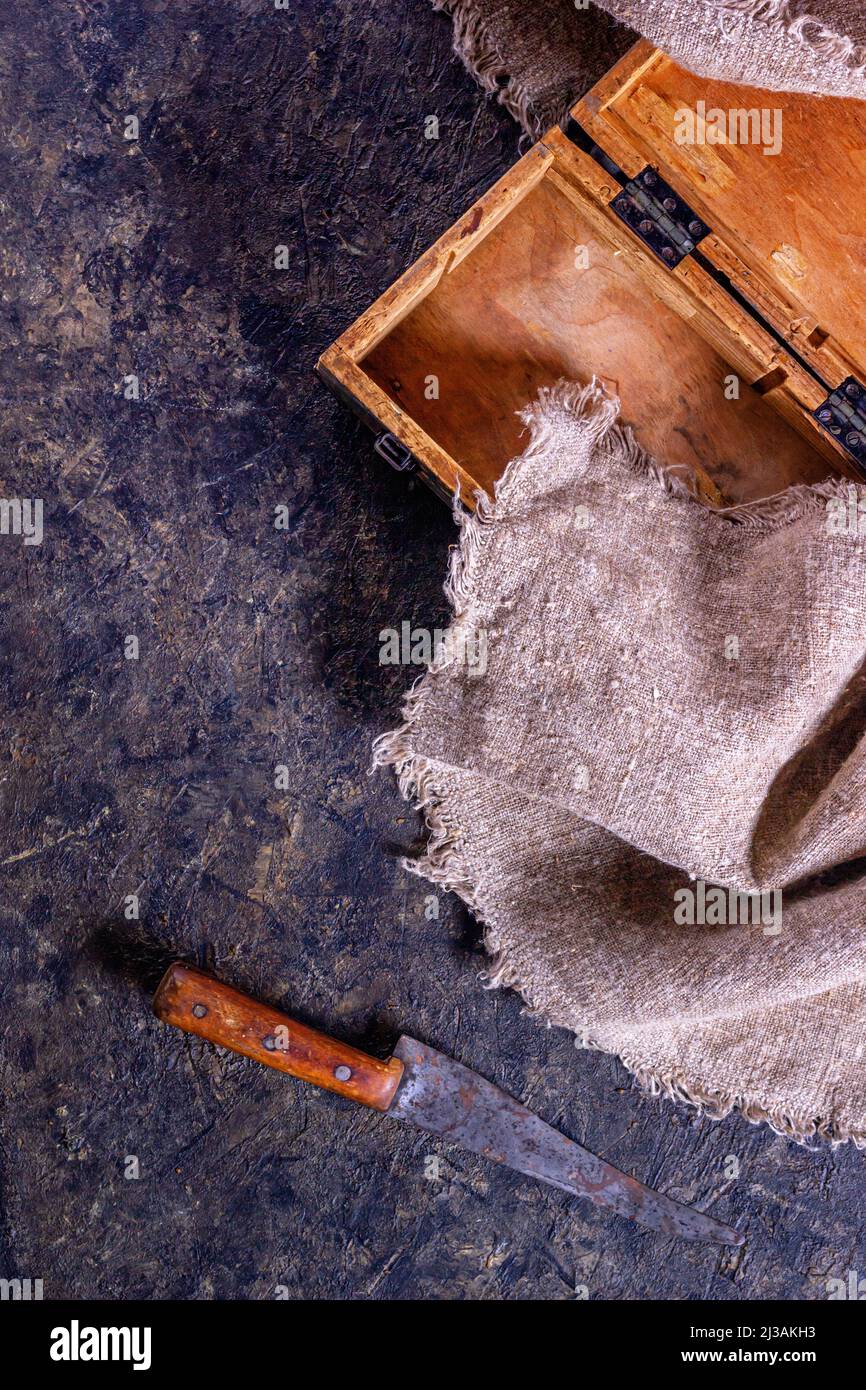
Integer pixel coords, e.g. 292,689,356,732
570,40,866,427
319,41,866,506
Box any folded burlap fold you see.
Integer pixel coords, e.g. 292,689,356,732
375,382,866,1144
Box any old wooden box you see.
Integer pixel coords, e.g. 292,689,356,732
317,40,866,508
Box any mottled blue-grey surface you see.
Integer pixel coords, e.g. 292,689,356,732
0,0,863,1301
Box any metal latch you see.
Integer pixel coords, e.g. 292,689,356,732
611,167,710,269
813,377,866,473
374,431,414,472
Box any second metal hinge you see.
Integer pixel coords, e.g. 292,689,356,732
561,116,866,477
813,377,866,474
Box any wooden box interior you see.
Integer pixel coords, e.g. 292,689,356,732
363,170,829,503
319,44,863,507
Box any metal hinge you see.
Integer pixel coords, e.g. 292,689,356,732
374,431,415,472
813,377,866,473
561,115,865,475
560,119,710,270
610,167,710,269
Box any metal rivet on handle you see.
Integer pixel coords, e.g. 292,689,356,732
192,1003,208,1019
334,1065,352,1082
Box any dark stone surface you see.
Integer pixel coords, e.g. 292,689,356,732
0,0,863,1301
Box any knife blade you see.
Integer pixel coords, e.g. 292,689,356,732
153,962,743,1247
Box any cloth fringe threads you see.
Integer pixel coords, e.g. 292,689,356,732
374,381,866,1147
709,0,866,73
434,0,866,136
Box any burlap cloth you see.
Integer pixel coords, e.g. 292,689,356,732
375,3,866,1142
374,382,866,1143
434,1,866,133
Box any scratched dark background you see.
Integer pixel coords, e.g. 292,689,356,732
0,0,863,1302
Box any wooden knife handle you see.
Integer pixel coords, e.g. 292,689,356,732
153,962,404,1111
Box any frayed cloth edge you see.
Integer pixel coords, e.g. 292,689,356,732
708,0,866,76
482,941,866,1149
436,0,866,133
372,378,865,1148
432,0,548,136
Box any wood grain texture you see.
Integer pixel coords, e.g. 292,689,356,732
154,964,404,1110
571,42,866,390
362,160,829,503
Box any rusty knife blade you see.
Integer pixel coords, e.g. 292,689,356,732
387,1037,743,1246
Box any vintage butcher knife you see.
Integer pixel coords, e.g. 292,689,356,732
153,963,743,1246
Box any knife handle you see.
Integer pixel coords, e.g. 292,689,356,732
153,962,404,1111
